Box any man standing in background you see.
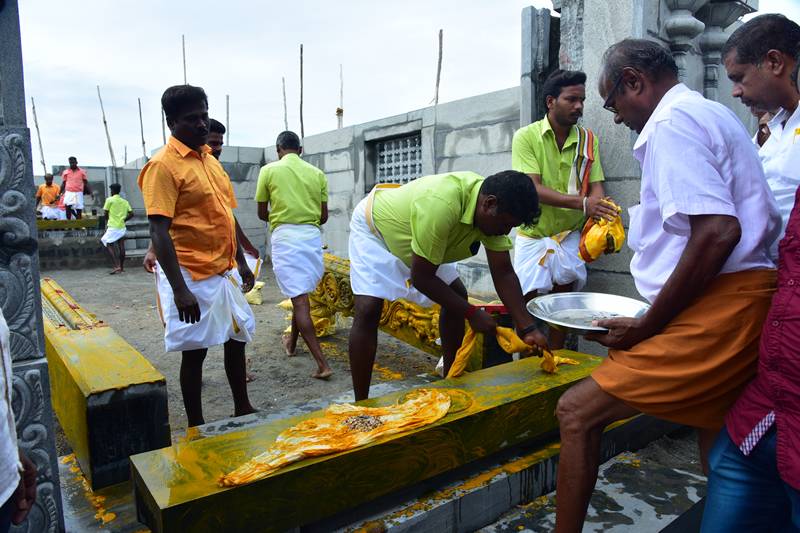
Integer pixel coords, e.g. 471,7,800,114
35,173,61,220
101,183,133,275
60,156,90,220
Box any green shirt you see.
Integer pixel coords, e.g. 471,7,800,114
102,194,132,229
254,153,328,231
511,116,604,238
371,171,513,267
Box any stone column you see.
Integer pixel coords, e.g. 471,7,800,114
663,0,709,81
520,6,559,127
697,1,756,101
0,1,65,531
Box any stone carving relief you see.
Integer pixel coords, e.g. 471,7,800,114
10,365,62,533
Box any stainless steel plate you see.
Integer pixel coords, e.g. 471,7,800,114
527,292,650,335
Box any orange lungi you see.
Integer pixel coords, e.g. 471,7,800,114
593,269,776,430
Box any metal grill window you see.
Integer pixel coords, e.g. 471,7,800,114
375,134,422,184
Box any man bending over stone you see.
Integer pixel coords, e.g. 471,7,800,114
138,85,257,427
348,170,548,400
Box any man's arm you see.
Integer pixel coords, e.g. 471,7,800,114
410,253,496,333
83,178,91,196
589,214,741,349
233,216,254,292
125,210,134,222
104,210,110,220
529,173,616,220
486,249,548,349
257,202,269,223
148,215,201,323
320,202,329,225
60,180,66,195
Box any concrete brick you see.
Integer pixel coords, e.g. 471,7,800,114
322,150,353,173
440,121,517,157
238,146,265,165
588,245,633,274
435,88,519,129
435,152,513,177
303,126,355,154
219,146,239,163
362,119,423,142
326,170,357,195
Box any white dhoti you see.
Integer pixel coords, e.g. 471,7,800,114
349,197,459,306
271,224,323,298
513,230,586,295
40,206,62,220
154,263,255,352
63,191,84,210
100,227,127,246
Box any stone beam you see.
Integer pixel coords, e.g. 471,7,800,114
41,278,171,489
131,351,602,533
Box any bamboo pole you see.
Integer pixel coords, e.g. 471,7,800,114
226,94,230,144
182,34,187,84
138,97,147,160
96,86,118,181
336,64,343,129
30,97,47,175
282,77,288,131
161,109,167,145
299,44,304,139
434,29,443,106
124,145,128,165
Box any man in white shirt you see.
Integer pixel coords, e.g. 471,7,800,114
723,13,800,258
552,39,780,532
0,308,37,532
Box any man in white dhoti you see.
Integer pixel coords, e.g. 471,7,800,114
60,157,90,220
138,85,257,427
255,130,332,380
511,69,618,350
348,170,548,400
100,183,133,274
35,173,61,220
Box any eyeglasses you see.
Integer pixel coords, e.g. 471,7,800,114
603,71,626,114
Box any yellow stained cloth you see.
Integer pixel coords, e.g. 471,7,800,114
578,200,625,262
219,388,451,487
448,326,579,378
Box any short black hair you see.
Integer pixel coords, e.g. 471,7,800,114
722,14,800,67
276,131,301,151
601,39,678,84
543,69,587,105
161,85,208,121
68,156,77,161
109,183,121,194
481,170,540,226
209,119,226,135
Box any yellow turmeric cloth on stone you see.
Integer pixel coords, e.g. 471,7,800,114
447,326,578,378
219,388,451,487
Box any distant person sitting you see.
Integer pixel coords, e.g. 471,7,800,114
35,173,61,220
101,183,133,275
60,156,91,220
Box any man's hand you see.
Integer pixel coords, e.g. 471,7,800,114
522,328,549,352
585,316,653,350
586,196,618,221
468,308,497,334
143,249,157,273
238,263,255,293
174,286,201,324
12,451,37,525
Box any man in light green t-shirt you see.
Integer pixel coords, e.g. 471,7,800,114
511,69,618,349
255,130,332,380
348,170,547,400
100,183,133,274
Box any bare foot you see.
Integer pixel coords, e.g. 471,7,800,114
312,368,333,380
109,268,121,275
282,334,296,356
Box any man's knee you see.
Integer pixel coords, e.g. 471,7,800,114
354,297,383,328
556,387,590,435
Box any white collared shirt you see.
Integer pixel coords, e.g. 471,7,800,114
758,103,800,258
0,308,21,505
627,84,780,303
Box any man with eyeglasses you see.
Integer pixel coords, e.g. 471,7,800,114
551,39,780,533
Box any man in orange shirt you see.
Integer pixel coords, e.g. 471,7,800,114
60,156,91,220
35,173,61,220
138,85,257,427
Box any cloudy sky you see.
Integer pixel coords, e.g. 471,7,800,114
16,0,799,171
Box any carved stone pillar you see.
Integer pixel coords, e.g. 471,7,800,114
0,1,65,531
697,1,756,101
664,0,709,81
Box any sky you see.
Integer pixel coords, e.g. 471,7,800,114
16,0,800,171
